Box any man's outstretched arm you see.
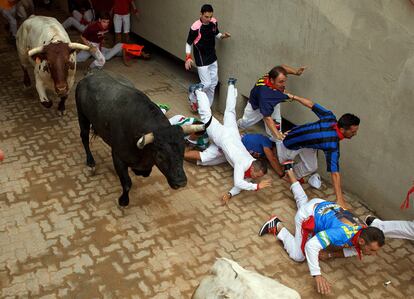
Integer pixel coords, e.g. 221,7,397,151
281,64,307,76
286,93,314,109
331,172,347,208
263,147,284,177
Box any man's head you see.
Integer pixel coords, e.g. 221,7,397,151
358,227,385,256
98,12,111,30
338,113,360,139
250,159,268,179
200,4,214,24
268,66,288,92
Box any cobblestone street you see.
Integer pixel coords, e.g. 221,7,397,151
0,9,413,299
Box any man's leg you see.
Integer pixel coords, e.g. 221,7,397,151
193,86,223,145
371,219,414,241
62,17,86,32
237,102,263,129
294,148,318,179
223,78,238,132
197,144,226,166
1,7,17,37
103,43,124,61
113,14,122,43
76,50,91,62
206,61,218,106
197,64,213,106
122,14,131,42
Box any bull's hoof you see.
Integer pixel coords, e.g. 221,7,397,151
87,166,96,176
118,197,129,207
57,109,66,116
41,100,53,108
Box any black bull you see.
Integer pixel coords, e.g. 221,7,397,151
75,70,188,206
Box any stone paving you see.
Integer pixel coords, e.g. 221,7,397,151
0,7,413,299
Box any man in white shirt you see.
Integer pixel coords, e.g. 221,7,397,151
191,78,271,204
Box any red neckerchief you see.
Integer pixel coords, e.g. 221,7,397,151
400,183,414,209
263,76,274,89
244,166,252,179
332,123,344,140
351,229,364,260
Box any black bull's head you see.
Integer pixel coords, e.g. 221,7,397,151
137,124,205,189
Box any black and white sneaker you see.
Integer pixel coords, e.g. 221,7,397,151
228,78,237,85
258,215,282,237
282,160,294,172
364,215,377,226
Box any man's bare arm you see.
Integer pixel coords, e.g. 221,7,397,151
281,64,307,76
263,117,285,140
331,172,347,208
286,93,314,109
263,147,284,177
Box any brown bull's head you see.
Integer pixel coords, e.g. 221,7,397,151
28,42,89,97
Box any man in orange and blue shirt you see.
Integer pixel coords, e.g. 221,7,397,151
0,0,17,39
259,167,385,295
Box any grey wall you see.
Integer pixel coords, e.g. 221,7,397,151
132,0,414,219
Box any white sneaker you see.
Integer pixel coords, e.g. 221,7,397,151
308,173,322,189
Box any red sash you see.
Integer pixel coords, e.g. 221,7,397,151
400,183,414,210
301,216,315,254
122,44,144,57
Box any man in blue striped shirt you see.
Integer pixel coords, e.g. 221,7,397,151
277,93,360,208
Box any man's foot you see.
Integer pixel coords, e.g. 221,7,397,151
188,83,204,112
258,215,282,236
308,173,322,189
157,103,171,112
228,77,237,85
364,215,377,226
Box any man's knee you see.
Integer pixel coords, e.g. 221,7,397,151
289,252,306,262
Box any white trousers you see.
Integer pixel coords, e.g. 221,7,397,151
0,6,17,37
77,42,123,68
371,219,414,241
276,142,318,179
197,61,218,107
114,13,130,33
73,9,94,23
62,16,86,32
277,182,324,262
198,143,227,166
237,102,282,141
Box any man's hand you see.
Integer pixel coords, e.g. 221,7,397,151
258,179,271,190
132,8,139,16
221,192,232,205
295,66,307,76
314,275,331,295
89,45,98,54
221,32,231,39
337,200,350,210
185,58,193,70
275,130,286,141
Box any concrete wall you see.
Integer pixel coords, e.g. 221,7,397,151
132,0,414,219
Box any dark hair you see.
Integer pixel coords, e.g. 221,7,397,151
252,159,268,175
338,113,360,130
201,4,213,13
98,11,111,21
268,66,287,80
360,227,385,247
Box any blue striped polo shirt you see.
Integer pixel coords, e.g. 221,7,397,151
283,103,340,172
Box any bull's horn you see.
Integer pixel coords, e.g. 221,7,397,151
28,46,44,56
137,133,154,149
68,42,90,51
181,124,205,135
